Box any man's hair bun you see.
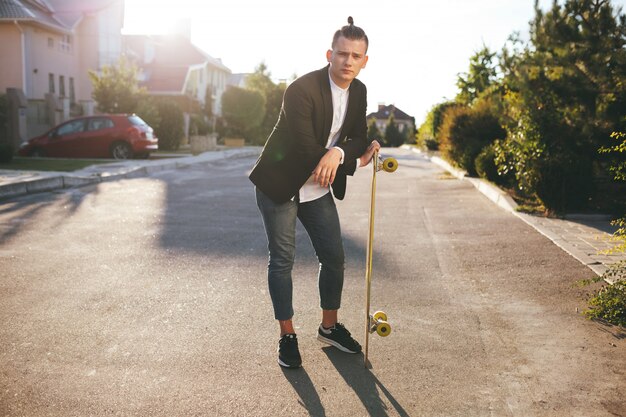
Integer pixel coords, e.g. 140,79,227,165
331,16,368,51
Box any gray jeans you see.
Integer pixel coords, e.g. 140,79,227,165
255,188,345,320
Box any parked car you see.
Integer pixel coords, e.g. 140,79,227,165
19,114,158,160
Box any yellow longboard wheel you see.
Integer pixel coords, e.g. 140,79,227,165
373,311,388,322
376,320,392,337
382,157,398,173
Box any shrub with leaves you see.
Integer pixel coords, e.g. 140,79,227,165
580,261,626,327
221,86,265,143
439,105,505,176
155,101,184,151
496,0,626,213
0,143,13,163
89,57,147,114
580,130,626,327
475,144,503,185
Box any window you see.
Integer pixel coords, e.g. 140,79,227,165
55,119,85,136
87,117,114,131
48,73,55,94
60,35,72,53
128,115,147,126
59,75,65,97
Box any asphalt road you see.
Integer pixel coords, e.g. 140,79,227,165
0,148,624,416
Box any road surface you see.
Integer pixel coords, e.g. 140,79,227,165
0,148,623,416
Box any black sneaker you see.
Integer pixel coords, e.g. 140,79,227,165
317,323,362,353
278,333,302,368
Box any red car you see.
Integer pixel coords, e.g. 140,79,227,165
19,114,158,160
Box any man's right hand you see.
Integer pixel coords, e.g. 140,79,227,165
359,140,381,167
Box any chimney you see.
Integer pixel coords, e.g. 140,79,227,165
378,103,385,112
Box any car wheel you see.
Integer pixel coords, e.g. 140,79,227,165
111,142,133,160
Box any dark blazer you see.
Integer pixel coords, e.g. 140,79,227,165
249,65,370,204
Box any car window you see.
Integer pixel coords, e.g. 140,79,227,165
56,120,85,136
128,115,147,126
87,117,114,132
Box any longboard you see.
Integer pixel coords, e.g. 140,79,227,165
364,150,398,367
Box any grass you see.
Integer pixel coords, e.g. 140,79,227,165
0,157,113,172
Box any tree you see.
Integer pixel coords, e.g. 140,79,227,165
367,118,382,142
245,62,285,144
384,114,405,147
155,100,184,151
495,0,626,212
456,45,498,105
89,57,146,113
220,86,266,142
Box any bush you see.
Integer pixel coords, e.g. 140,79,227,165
580,261,626,327
439,105,505,176
190,113,211,136
0,143,13,163
221,86,265,142
155,101,184,151
424,138,438,151
475,144,499,183
534,151,594,212
135,98,161,133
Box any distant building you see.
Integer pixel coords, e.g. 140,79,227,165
0,0,125,141
228,73,248,89
367,104,415,135
123,32,231,118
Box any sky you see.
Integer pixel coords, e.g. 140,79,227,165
123,0,626,125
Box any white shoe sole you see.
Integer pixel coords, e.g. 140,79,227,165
278,357,301,368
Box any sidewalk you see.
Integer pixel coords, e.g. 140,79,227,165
404,146,625,283
0,147,261,201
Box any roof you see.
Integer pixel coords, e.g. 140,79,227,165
0,0,33,19
0,0,117,32
140,66,190,93
124,34,230,72
228,73,248,88
367,104,413,121
124,34,231,94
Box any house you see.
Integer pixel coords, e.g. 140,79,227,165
228,73,248,89
123,31,231,119
367,104,415,136
0,0,125,143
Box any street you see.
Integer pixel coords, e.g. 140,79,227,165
0,147,624,416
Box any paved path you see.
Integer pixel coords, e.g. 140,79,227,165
0,147,623,416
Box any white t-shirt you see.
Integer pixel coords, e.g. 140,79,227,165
298,71,351,203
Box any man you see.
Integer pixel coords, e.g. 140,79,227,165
250,17,380,368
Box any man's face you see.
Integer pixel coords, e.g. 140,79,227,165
326,36,368,89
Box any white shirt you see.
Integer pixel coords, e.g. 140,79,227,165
298,71,350,203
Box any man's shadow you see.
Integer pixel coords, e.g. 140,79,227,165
281,367,326,416
323,347,410,417
281,348,409,417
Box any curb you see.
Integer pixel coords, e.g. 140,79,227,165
0,147,261,201
404,146,616,279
